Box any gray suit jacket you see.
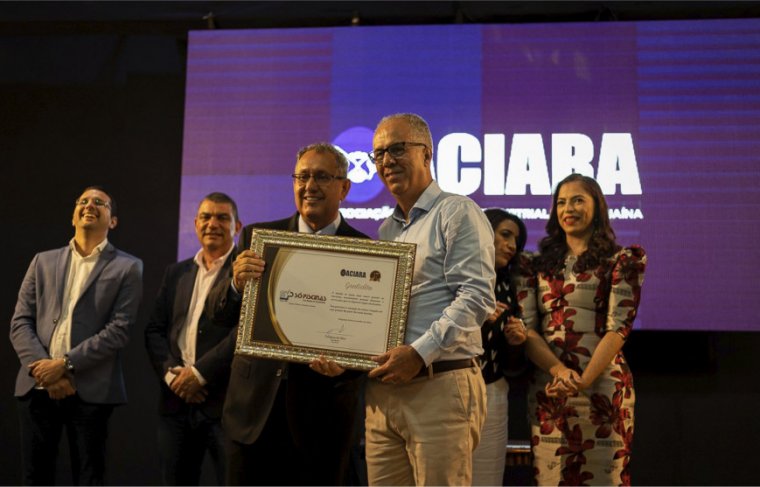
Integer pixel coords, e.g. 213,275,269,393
10,242,143,404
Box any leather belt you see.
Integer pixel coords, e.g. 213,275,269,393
414,358,477,379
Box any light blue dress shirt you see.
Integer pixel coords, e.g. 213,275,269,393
379,181,496,366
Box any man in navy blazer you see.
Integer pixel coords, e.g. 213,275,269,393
214,143,367,485
145,192,242,485
10,186,143,485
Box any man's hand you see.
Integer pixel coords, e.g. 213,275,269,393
184,390,208,404
368,345,424,384
309,356,346,377
29,358,66,387
46,376,76,400
169,366,207,403
232,250,266,291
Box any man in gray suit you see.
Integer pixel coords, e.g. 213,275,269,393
10,186,143,485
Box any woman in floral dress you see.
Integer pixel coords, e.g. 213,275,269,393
518,174,646,486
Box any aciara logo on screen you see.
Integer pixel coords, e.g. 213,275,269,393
333,127,644,219
333,127,384,203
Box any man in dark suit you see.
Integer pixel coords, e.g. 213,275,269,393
215,142,367,485
10,186,143,485
145,192,242,485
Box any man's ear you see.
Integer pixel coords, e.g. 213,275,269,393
109,216,118,230
340,179,351,201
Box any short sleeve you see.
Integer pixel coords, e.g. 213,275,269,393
606,245,646,339
515,252,540,332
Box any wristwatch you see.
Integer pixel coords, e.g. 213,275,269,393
63,355,75,373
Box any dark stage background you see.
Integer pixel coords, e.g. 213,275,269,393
2,2,759,485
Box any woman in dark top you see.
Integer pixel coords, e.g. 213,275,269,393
472,209,528,486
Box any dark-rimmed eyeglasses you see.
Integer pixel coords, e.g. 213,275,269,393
368,142,428,165
75,197,111,209
291,173,347,186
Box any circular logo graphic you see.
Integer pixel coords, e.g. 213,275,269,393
333,126,384,203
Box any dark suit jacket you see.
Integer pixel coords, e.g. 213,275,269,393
215,213,367,452
10,243,143,404
144,250,237,419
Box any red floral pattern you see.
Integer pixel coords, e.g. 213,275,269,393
518,247,646,486
535,391,578,435
560,462,595,486
557,424,595,465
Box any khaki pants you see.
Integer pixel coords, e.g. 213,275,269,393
365,365,486,486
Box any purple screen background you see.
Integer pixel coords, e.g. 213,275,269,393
180,19,760,331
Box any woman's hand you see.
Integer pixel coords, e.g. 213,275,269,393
485,301,508,324
504,317,527,345
545,366,582,398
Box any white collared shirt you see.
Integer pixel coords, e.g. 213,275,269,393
298,213,341,235
165,244,234,386
49,238,109,359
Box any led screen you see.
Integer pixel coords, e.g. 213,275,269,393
180,19,760,331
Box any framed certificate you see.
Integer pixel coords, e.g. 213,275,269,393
235,229,416,370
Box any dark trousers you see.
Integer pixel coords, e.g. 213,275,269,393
225,385,301,486
17,389,114,486
157,407,225,486
225,383,355,486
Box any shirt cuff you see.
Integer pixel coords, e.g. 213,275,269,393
410,333,441,367
164,370,176,387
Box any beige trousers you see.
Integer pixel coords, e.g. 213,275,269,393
365,365,487,486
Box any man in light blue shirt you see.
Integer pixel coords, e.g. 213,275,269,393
366,113,496,485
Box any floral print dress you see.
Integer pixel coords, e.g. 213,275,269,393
518,246,646,486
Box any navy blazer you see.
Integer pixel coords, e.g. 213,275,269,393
214,213,368,449
144,250,237,418
10,243,143,404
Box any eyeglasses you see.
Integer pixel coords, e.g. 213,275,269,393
291,173,346,186
75,197,111,209
368,142,428,165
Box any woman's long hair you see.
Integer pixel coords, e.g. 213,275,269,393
484,209,527,284
534,174,620,275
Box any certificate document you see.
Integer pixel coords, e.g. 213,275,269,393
235,229,416,370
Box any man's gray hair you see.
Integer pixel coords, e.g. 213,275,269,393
296,142,348,177
376,113,434,154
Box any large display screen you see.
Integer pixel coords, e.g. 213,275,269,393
180,19,760,331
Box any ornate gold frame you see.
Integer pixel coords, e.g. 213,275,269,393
235,229,416,370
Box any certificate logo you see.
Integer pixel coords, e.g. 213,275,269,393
340,269,367,278
278,290,326,303
370,270,381,282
